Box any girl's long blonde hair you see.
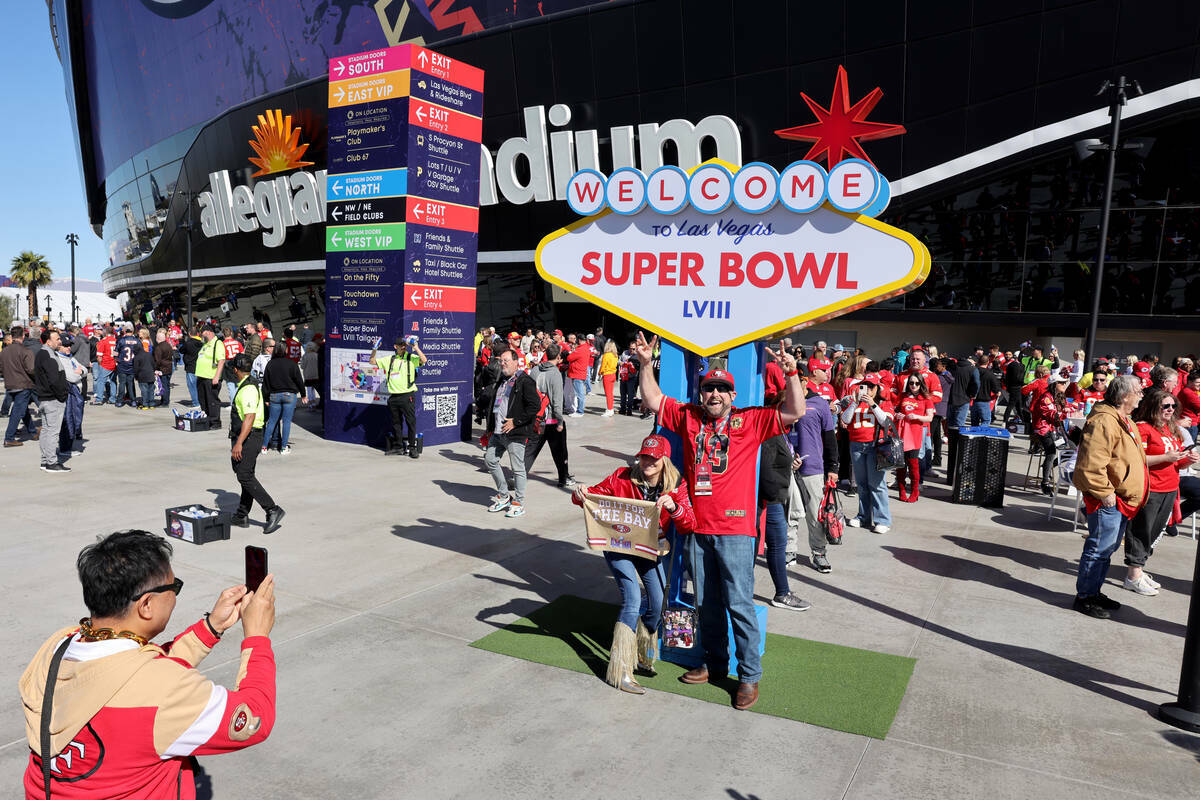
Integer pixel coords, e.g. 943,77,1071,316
630,456,681,494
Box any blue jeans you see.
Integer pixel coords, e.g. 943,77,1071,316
138,381,154,407
116,372,136,406
571,379,588,414
186,371,199,406
762,502,790,596
93,366,116,404
689,533,762,683
950,403,970,428
226,381,239,406
604,552,665,632
4,389,37,441
265,392,298,449
1076,505,1130,598
970,400,992,427
850,441,891,527
158,374,171,406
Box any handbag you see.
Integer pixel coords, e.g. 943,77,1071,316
873,416,905,471
819,479,845,544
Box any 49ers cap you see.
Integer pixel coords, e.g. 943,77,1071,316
637,434,671,459
699,369,736,391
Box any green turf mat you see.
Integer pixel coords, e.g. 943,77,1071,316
469,594,915,739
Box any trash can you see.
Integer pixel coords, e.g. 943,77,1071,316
951,426,1010,507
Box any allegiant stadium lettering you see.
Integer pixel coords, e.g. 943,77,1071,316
195,105,742,246
198,169,327,247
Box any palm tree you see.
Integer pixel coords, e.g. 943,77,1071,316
9,251,52,320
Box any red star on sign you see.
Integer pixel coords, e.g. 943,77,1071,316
775,65,905,169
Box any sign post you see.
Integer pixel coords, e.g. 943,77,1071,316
324,45,484,448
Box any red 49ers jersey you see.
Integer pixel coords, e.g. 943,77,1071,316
658,396,783,536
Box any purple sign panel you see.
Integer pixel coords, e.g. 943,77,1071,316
327,99,410,173
407,126,481,206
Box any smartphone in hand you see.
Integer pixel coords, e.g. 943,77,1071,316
245,546,268,592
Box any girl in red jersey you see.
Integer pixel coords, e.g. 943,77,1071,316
1124,387,1200,595
571,435,695,694
894,373,935,502
838,375,894,533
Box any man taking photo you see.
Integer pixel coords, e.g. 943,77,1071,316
20,530,276,798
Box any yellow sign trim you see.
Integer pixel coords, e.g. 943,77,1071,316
534,158,931,357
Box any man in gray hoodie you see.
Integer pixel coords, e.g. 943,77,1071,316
525,343,576,488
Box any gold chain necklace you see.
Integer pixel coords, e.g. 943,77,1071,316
77,618,149,647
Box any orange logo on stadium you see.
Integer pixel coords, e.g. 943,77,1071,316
248,110,315,177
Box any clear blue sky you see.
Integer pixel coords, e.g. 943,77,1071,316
0,3,107,283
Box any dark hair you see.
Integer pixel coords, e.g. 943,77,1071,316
1135,386,1184,441
903,371,932,399
9,326,24,339
272,342,287,359
233,353,253,372
864,360,880,373
77,531,173,617
41,328,55,343
545,343,562,360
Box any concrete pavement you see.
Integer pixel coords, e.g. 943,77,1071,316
1,380,1199,798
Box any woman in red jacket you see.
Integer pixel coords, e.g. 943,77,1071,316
572,434,695,694
1031,375,1069,495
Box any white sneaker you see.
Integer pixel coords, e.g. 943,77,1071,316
873,524,891,534
602,409,614,417
1143,573,1161,590
846,517,862,528
505,502,525,518
1123,575,1158,596
571,412,584,418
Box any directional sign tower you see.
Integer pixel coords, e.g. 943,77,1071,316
325,44,484,448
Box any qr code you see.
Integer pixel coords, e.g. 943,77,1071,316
435,394,457,427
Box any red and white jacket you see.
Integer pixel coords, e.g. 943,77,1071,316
20,621,275,799
572,467,696,535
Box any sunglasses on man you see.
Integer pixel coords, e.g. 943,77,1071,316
130,577,183,604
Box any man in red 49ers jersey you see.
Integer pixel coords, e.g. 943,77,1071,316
635,332,806,712
20,530,276,800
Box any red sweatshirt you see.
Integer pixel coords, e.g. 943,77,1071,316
21,621,275,799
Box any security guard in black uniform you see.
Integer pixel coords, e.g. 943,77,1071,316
229,353,285,534
370,335,427,457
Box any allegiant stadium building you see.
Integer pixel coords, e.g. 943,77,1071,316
51,0,1200,356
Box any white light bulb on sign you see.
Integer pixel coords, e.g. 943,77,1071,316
566,169,606,216
778,160,827,213
826,158,880,214
687,164,734,214
732,162,780,214
646,166,689,214
606,167,647,215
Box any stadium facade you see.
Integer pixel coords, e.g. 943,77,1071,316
51,0,1200,355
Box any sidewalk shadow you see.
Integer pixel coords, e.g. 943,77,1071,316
882,545,1186,639
818,575,1167,714
1159,728,1200,762
436,447,568,490
583,444,633,463
388,517,608,632
944,534,1191,596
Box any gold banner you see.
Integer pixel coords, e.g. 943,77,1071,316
581,493,664,562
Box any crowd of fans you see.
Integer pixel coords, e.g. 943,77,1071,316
0,316,325,471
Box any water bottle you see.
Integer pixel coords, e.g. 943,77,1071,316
415,433,424,455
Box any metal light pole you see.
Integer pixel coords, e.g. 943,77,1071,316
65,233,79,325
1082,77,1140,366
176,188,194,328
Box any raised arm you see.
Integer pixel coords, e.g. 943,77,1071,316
634,332,663,413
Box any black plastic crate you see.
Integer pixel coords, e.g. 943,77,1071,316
165,505,231,544
174,415,215,432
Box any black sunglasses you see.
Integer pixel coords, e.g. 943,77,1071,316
1161,403,1176,409
701,384,733,394
131,577,183,603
